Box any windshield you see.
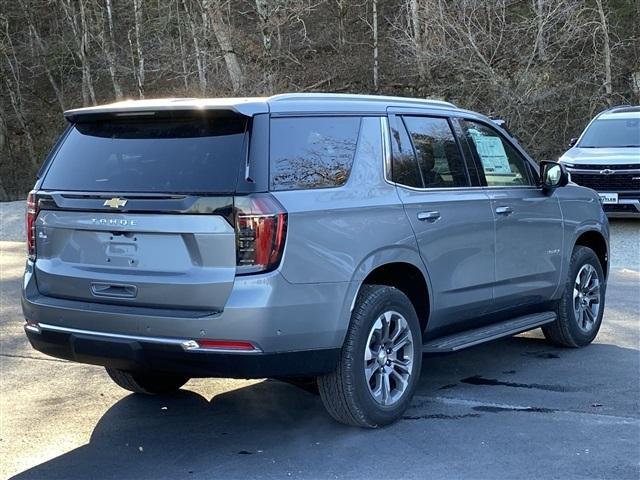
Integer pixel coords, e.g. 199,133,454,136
579,118,640,148
42,115,248,193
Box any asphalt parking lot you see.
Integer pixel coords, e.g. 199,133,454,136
1,218,638,480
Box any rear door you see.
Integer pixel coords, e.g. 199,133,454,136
459,118,564,310
34,113,250,312
387,112,495,331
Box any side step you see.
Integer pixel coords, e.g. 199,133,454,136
422,311,557,354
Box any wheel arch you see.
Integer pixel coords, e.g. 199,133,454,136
574,230,609,278
360,262,430,336
339,247,432,345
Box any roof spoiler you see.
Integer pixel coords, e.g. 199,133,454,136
63,98,269,123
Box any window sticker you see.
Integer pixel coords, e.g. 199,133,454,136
468,129,512,174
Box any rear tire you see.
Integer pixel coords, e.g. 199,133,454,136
543,246,605,347
317,285,422,428
105,367,189,394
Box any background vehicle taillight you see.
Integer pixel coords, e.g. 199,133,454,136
234,194,287,275
26,191,38,260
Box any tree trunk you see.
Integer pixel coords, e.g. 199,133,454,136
182,0,207,95
534,0,546,60
105,0,123,100
79,0,96,105
2,68,36,167
336,0,347,47
176,0,190,90
0,105,12,202
372,0,379,91
60,0,96,106
132,0,145,98
255,0,275,93
595,0,613,106
18,0,66,111
409,0,426,81
210,8,244,93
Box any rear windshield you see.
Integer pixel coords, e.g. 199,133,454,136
42,115,248,193
579,118,640,148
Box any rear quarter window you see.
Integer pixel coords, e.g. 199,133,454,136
269,116,361,190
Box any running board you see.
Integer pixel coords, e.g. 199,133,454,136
422,311,557,354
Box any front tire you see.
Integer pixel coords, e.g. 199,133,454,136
106,368,189,394
317,285,422,427
543,246,606,347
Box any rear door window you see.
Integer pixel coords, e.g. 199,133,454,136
402,116,470,188
390,116,422,188
269,116,361,190
41,115,248,193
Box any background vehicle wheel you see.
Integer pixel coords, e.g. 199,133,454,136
543,246,606,347
317,285,422,428
105,367,189,394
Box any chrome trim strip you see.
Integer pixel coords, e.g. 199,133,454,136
567,168,640,174
25,324,41,334
380,116,392,182
30,323,263,354
380,115,540,192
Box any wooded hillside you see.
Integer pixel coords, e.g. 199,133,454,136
1,0,638,200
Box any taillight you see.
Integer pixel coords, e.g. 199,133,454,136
26,191,38,260
234,194,287,275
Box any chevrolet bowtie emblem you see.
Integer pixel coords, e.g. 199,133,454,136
600,169,615,175
103,197,127,208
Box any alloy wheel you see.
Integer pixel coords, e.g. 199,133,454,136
573,264,601,332
364,310,414,406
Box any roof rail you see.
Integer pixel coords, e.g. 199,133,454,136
268,93,457,109
598,105,640,115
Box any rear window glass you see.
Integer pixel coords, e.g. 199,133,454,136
42,115,248,193
402,116,469,188
270,116,361,190
579,118,640,148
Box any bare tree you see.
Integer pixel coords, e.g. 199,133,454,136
130,0,146,98
0,0,637,200
60,0,96,105
255,0,275,93
372,0,378,91
103,0,124,100
594,0,613,106
18,0,66,111
210,1,244,93
182,0,207,94
1,21,36,166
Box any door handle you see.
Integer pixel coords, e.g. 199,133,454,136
495,206,513,216
417,211,441,222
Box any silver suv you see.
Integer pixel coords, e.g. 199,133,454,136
23,94,609,427
559,105,640,217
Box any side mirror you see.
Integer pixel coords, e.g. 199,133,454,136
540,161,569,191
568,137,578,148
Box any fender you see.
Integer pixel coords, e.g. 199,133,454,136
331,245,433,348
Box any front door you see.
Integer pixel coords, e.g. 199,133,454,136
459,119,564,311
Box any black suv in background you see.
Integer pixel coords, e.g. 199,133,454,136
559,106,640,218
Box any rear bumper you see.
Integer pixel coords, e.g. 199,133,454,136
24,323,339,378
22,262,354,376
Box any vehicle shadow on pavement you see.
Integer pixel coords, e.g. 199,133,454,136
11,379,344,479
10,335,640,480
